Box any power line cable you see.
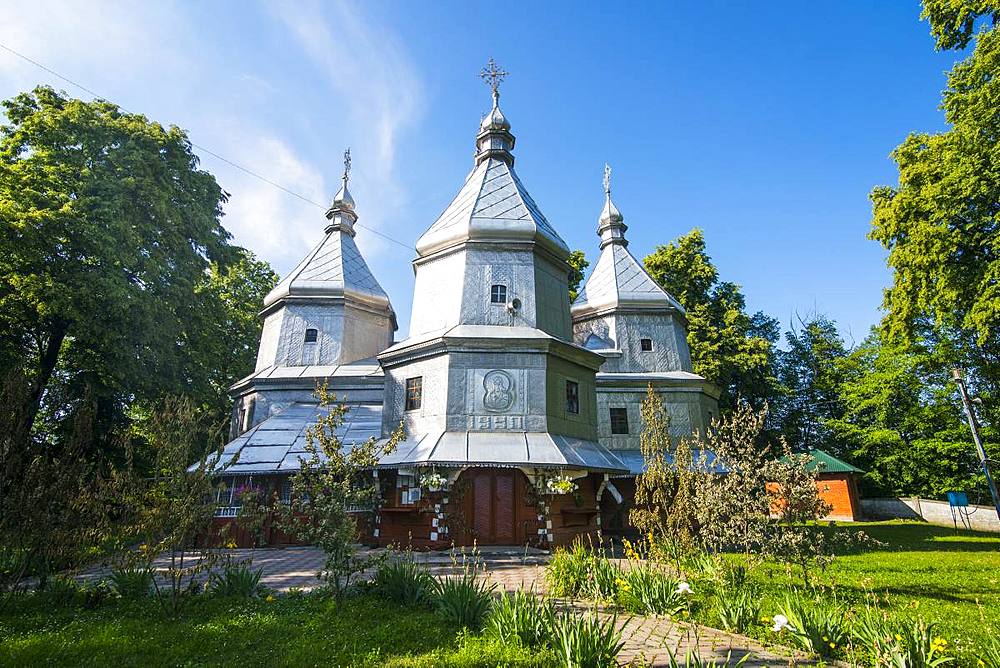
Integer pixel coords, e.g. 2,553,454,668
0,41,415,252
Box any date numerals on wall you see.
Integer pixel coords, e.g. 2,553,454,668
469,415,525,430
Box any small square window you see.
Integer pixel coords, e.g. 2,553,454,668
304,328,318,343
565,380,579,414
640,338,653,352
405,377,422,411
490,284,508,304
610,407,629,435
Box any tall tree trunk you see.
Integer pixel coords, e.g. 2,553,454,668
10,321,69,455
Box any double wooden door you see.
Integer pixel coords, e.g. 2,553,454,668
463,468,521,544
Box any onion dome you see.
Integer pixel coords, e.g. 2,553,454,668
415,61,568,259
572,164,684,316
263,149,395,326
325,148,357,235
598,164,627,249
480,93,511,132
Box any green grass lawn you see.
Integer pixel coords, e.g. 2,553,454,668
2,521,997,666
693,520,1000,664
0,593,549,667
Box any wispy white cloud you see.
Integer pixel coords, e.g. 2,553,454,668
1,0,421,279
265,0,424,257
0,1,189,97
218,135,328,269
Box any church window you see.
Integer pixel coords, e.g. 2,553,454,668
405,377,423,411
565,380,579,414
640,338,653,352
304,328,318,343
490,284,508,304
610,407,629,434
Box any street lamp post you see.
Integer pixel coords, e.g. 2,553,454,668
951,368,1000,521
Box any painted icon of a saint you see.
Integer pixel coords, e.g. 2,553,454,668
483,370,514,412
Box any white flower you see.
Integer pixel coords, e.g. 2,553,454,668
676,581,692,595
772,614,792,633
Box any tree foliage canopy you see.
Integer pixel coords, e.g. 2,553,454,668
0,86,275,463
871,1,1000,404
773,315,849,454
567,249,589,303
643,229,779,410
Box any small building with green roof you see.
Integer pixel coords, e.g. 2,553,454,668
801,448,864,521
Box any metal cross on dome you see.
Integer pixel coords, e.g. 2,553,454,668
480,58,508,96
343,148,352,183
603,163,612,195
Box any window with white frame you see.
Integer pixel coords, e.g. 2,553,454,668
490,284,508,304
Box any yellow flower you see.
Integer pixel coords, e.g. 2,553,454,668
265,594,275,603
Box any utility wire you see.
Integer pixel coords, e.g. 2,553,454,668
0,41,415,252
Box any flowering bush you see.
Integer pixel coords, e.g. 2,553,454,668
545,475,578,495
853,610,954,667
775,591,848,658
419,472,448,490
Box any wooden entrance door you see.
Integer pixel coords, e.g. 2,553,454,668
466,468,518,544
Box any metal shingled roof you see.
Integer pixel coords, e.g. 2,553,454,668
415,157,569,257
799,449,864,474
262,225,393,312
206,402,384,475
613,449,723,476
573,242,684,315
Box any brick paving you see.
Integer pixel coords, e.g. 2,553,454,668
77,546,816,666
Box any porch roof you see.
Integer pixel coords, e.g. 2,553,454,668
376,431,628,474
613,449,724,476
206,402,629,476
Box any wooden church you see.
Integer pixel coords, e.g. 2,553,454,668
208,63,719,548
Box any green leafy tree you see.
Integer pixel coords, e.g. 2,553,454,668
0,87,277,468
567,249,589,303
122,395,229,616
922,0,999,49
643,229,779,410
773,315,849,453
0,86,233,460
827,332,992,497
631,385,696,564
278,386,404,599
189,250,278,421
870,1,1000,420
0,381,123,598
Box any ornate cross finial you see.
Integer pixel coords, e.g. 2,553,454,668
603,163,612,195
480,58,508,99
342,147,352,184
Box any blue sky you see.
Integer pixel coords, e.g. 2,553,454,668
1,1,960,344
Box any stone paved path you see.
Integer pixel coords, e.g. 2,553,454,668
78,546,816,666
